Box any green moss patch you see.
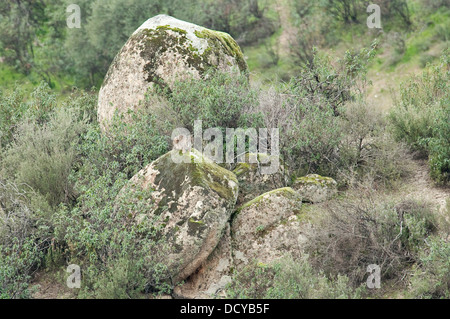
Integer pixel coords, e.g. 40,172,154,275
150,149,238,205
293,174,336,188
237,187,299,213
194,29,248,73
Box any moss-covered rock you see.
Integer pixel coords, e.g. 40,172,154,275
98,14,248,128
117,148,239,283
173,223,234,299
292,174,337,203
231,187,306,270
232,153,288,205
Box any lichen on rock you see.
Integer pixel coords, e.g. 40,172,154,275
231,187,305,270
292,174,338,203
98,14,248,128
232,153,288,205
117,148,239,283
173,223,234,299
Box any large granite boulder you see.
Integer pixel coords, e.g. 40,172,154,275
98,14,248,127
231,187,306,270
117,148,239,283
173,223,234,299
232,153,288,205
292,174,337,203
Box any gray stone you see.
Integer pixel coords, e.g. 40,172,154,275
232,153,288,205
98,14,247,128
117,148,239,283
292,174,337,203
173,223,234,299
231,187,305,270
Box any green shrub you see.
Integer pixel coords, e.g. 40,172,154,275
225,262,275,299
0,84,97,298
419,53,437,68
0,83,172,298
150,70,262,133
305,194,439,286
226,255,362,299
0,180,50,299
81,257,149,299
434,18,450,42
282,94,343,177
53,179,173,298
25,82,58,124
278,48,374,177
0,86,27,149
1,106,87,209
0,238,42,299
389,50,449,183
408,237,450,299
49,107,172,298
75,108,169,183
338,100,411,186
427,101,450,183
258,46,407,185
267,255,362,299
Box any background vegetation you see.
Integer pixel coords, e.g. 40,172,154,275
0,0,449,299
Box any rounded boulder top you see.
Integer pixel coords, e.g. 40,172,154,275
98,14,248,128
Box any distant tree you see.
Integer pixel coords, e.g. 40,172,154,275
0,0,275,88
0,0,47,73
181,0,274,45
62,0,166,87
419,0,450,11
371,0,411,28
322,0,412,31
325,0,362,24
290,0,326,66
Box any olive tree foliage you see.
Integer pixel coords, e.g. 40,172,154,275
322,0,411,26
0,0,47,73
62,0,274,86
324,0,362,24
0,0,72,86
62,0,168,87
0,0,276,88
290,0,328,66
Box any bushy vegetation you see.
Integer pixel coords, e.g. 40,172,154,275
226,255,363,299
150,70,262,133
0,81,172,298
52,102,172,298
389,50,450,183
255,46,410,186
0,0,448,300
304,193,442,287
0,181,48,299
408,236,450,299
278,46,375,177
0,0,276,88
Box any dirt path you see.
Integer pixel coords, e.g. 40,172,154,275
404,159,450,222
274,0,295,58
31,271,76,299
